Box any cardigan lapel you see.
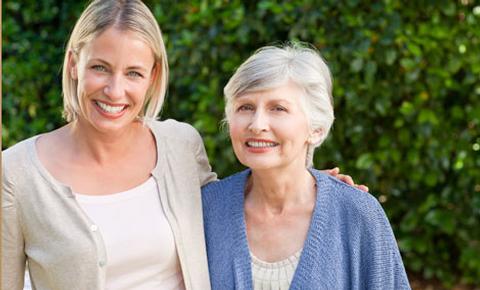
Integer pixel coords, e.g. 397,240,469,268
289,169,332,289
231,170,254,290
147,121,166,180
230,169,332,289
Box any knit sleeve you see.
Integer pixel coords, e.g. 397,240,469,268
192,128,217,186
367,204,411,290
2,169,27,290
392,244,411,289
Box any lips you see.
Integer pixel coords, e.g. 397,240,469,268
246,140,279,148
95,100,128,114
244,139,279,154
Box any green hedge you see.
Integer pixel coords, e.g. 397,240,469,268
3,0,480,286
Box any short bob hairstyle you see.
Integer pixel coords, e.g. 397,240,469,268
62,0,168,122
224,43,334,167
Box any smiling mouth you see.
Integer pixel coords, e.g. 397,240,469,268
95,101,128,114
246,141,279,148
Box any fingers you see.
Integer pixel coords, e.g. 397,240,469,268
337,174,354,186
323,168,354,185
323,168,369,192
356,184,369,192
339,176,369,192
326,167,340,176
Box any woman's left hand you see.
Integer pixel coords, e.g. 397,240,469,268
322,167,369,192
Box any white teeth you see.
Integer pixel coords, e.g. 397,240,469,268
96,101,125,114
247,141,277,148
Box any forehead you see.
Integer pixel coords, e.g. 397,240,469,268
236,81,305,103
81,28,154,64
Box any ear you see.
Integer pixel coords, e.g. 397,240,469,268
307,128,324,145
68,50,78,80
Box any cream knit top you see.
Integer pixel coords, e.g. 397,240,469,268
250,249,302,290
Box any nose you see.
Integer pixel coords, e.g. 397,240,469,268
103,74,125,100
248,110,269,134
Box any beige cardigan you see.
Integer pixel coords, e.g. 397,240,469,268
2,119,217,290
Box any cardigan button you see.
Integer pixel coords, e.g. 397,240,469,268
90,225,98,232
98,260,106,267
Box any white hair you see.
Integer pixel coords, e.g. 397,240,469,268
224,43,334,167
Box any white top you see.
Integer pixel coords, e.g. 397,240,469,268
75,177,185,290
251,249,302,290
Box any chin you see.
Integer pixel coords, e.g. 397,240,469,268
89,117,134,134
240,159,282,171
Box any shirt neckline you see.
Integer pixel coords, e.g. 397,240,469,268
250,248,302,268
75,176,156,203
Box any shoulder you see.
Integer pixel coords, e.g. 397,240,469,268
310,169,402,259
2,136,40,200
311,169,380,206
148,119,201,143
202,170,247,196
311,169,387,225
3,137,37,178
3,137,34,162
201,170,249,215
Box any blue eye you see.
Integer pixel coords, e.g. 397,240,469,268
273,106,287,112
127,71,143,78
91,65,107,72
237,104,254,111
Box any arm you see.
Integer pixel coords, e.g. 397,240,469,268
193,130,218,186
367,204,411,289
2,175,26,290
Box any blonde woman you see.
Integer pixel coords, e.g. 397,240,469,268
3,1,214,289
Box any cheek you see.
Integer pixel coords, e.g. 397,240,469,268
81,73,105,94
228,114,251,137
279,118,310,144
131,81,151,101
229,122,242,142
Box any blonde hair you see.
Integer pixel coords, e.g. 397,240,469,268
62,0,168,122
224,43,334,167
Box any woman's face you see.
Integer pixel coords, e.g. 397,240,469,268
229,81,316,172
70,27,156,134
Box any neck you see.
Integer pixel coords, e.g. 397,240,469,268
65,119,147,165
246,166,316,215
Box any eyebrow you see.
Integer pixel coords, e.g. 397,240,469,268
89,58,149,73
237,95,294,105
269,98,294,105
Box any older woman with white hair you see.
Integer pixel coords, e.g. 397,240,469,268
202,44,411,290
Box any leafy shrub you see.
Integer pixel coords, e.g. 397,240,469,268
3,0,479,286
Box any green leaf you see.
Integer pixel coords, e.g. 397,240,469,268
425,209,456,234
385,50,397,65
356,153,374,169
350,58,364,72
407,43,422,56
